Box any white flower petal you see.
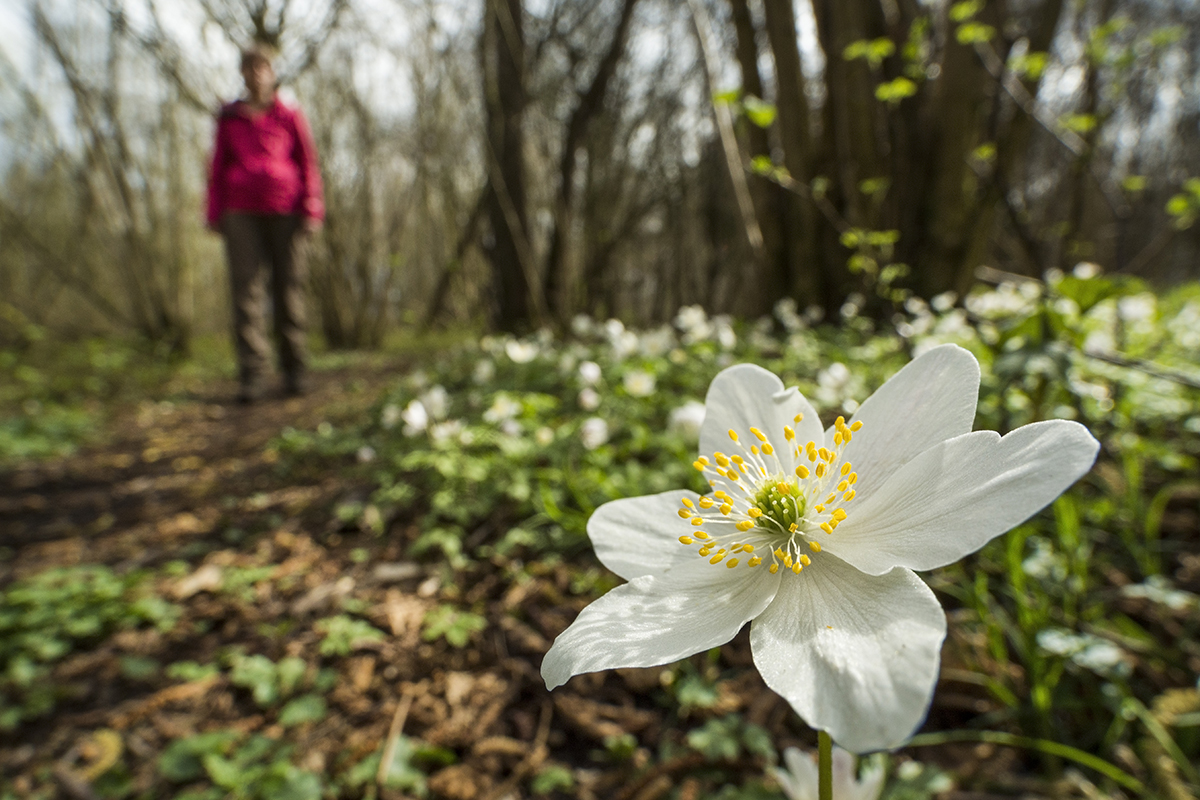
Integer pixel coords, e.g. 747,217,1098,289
750,557,946,753
589,491,709,580
774,747,818,800
542,557,780,689
824,420,1099,576
700,364,823,474
834,344,980,505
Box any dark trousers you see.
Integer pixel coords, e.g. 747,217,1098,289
221,213,308,389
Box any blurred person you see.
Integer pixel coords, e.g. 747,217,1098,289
206,43,324,403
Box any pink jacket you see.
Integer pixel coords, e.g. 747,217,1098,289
206,98,324,227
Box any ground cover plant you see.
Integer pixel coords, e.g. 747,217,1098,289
1,269,1199,799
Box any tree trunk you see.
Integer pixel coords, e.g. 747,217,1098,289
482,0,535,331
761,0,820,305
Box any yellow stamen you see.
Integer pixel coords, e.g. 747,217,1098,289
784,425,795,441
815,463,826,477
728,429,739,442
848,473,857,484
800,554,811,566
834,432,842,446
750,445,759,455
720,504,733,515
726,470,740,481
762,443,774,455
794,413,804,423
749,556,762,567
681,498,694,508
691,517,704,527
820,522,833,534
809,541,822,552
710,552,726,564
695,530,710,540
736,520,754,532
792,562,802,574
679,536,694,545
698,497,714,509
714,452,730,467
747,507,763,518
726,558,739,568
796,465,809,479
837,480,849,491
841,462,852,476
843,490,856,502
832,508,847,521
743,544,756,553
850,421,863,431
750,427,767,442
677,509,691,519
769,563,780,574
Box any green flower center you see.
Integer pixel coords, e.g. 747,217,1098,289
753,477,805,532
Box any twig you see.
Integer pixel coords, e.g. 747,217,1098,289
377,691,414,787
479,699,553,800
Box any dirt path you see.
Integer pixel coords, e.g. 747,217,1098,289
0,360,400,580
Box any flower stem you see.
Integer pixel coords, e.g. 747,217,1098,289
818,730,832,800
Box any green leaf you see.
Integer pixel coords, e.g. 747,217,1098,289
712,88,740,106
843,37,895,69
742,96,777,128
1009,51,1048,80
675,673,720,711
278,694,327,728
686,717,742,762
875,77,918,105
276,656,307,696
229,654,279,707
531,765,574,795
1060,113,1098,135
956,22,996,45
949,0,984,22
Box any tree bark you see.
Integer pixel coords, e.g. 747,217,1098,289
482,0,536,331
762,0,820,304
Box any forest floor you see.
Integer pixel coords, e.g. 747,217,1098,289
0,350,1142,800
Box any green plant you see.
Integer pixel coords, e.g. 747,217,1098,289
0,565,179,729
314,615,386,656
421,605,487,648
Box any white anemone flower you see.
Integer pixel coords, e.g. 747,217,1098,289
668,400,707,441
579,361,603,386
400,400,428,436
581,417,609,450
540,345,1099,752
505,340,539,364
774,746,884,800
623,370,656,398
578,387,601,411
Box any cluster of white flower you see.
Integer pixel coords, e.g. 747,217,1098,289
964,280,1041,319
1037,628,1130,679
